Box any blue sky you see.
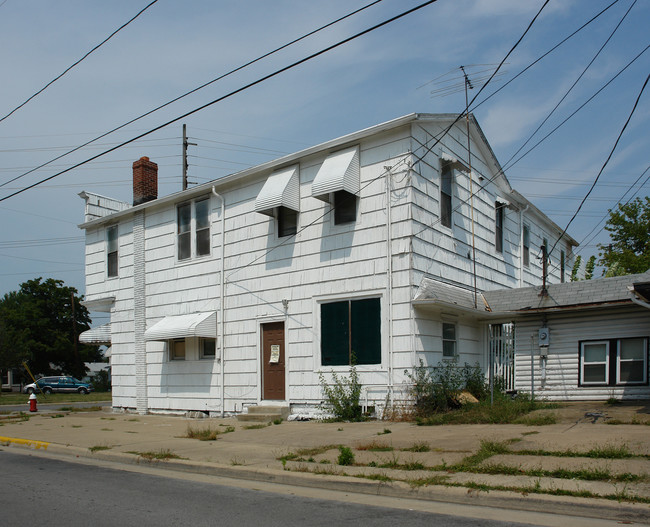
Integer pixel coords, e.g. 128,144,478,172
1,0,648,300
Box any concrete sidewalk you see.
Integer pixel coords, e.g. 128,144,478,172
1,402,649,523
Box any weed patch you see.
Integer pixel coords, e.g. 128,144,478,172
89,445,112,453
401,441,430,453
131,449,183,461
243,423,270,430
356,440,393,452
338,445,355,466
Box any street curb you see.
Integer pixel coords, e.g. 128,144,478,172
5,438,649,524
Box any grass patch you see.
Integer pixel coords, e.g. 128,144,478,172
514,413,557,426
408,474,450,487
272,418,283,425
0,392,110,406
50,413,65,418
243,423,270,430
130,449,183,461
185,425,220,441
354,473,392,482
88,445,112,453
417,397,559,426
401,441,430,453
356,440,393,452
377,428,392,435
58,406,103,413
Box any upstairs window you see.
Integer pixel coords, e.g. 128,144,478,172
440,161,453,228
106,225,119,278
321,297,381,366
177,197,211,261
277,206,298,237
333,190,357,225
523,224,530,267
495,203,504,253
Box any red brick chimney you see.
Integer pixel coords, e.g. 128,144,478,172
133,156,158,206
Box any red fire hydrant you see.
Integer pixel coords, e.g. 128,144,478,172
29,393,38,412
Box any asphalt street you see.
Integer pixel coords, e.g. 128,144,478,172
2,449,543,527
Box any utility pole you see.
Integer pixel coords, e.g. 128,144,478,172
461,65,478,309
182,124,197,191
539,244,548,297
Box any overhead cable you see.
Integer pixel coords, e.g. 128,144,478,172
0,0,385,190
0,0,438,203
548,73,650,258
0,0,159,124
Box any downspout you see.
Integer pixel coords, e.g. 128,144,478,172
519,204,530,287
629,290,650,310
385,166,394,408
212,187,226,417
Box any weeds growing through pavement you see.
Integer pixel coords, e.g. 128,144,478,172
89,445,111,453
130,449,183,461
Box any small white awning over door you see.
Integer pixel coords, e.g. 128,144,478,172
255,165,300,216
311,146,359,203
144,312,216,341
79,323,111,345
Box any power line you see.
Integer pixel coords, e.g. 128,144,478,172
548,72,650,259
0,0,159,124
0,0,385,190
575,167,650,256
500,0,637,175
226,1,553,282
0,0,439,203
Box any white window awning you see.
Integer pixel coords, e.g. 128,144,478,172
255,165,300,217
144,312,216,341
311,146,360,203
441,151,469,172
79,323,111,345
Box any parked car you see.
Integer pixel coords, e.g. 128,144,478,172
23,376,94,395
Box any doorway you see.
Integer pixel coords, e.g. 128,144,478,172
261,321,285,400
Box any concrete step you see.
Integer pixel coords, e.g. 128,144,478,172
237,405,290,423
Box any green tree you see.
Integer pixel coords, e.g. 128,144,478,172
584,255,596,280
570,255,582,282
599,197,650,276
0,278,101,379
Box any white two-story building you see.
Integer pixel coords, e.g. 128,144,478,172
79,113,582,415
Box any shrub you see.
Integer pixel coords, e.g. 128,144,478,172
91,369,111,392
338,445,355,466
405,360,493,417
319,365,363,421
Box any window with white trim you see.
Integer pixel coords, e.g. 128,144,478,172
177,197,211,261
321,297,380,366
523,224,530,267
440,161,453,228
333,190,357,225
442,322,457,358
495,203,504,253
277,206,298,237
170,339,186,360
106,225,119,278
579,337,648,386
200,338,216,359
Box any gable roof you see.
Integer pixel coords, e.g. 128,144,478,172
483,271,650,314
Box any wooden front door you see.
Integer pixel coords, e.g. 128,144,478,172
261,322,285,400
